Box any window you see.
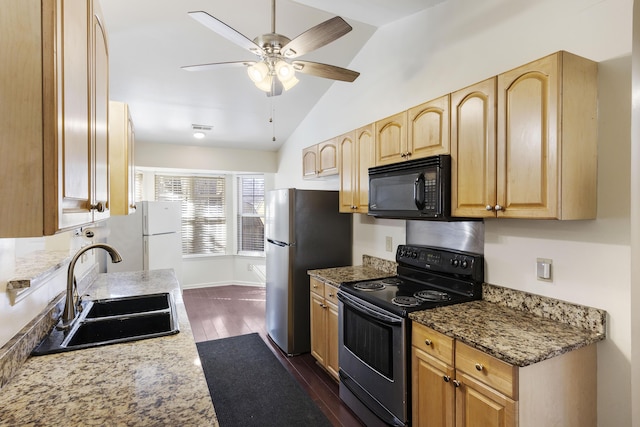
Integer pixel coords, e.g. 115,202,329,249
155,175,226,255
237,176,265,253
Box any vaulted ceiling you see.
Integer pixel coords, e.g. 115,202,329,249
101,0,444,151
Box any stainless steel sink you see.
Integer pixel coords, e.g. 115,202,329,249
32,293,180,356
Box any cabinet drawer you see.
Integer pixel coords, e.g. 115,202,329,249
412,322,454,365
455,341,518,399
310,278,325,296
324,284,339,305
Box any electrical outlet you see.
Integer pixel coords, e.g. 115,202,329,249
385,236,393,252
536,258,552,281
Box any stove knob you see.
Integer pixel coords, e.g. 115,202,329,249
461,260,469,269
452,259,460,267
411,251,418,259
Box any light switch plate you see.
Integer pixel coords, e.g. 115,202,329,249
536,258,552,281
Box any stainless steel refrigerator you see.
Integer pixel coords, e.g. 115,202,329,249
265,189,352,355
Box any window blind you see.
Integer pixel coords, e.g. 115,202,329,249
155,175,226,255
237,176,265,253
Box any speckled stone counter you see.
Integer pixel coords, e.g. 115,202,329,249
409,284,606,367
0,269,218,427
307,254,397,287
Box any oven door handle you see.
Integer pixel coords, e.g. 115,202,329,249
338,292,403,325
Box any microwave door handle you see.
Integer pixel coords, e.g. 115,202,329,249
414,173,426,210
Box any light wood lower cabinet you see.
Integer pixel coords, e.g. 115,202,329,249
411,322,596,427
309,277,340,381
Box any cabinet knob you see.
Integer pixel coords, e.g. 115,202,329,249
453,379,461,388
494,204,504,211
475,363,484,372
485,205,493,211
320,303,327,309
91,202,105,212
424,339,432,346
443,375,450,383
329,292,334,297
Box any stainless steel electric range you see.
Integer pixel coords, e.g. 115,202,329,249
337,244,484,427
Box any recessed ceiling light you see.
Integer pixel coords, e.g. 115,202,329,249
193,131,205,139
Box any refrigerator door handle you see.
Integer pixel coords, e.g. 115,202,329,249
267,238,295,247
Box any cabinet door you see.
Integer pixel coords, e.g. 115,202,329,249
310,293,327,366
302,145,318,178
412,347,455,427
326,301,339,381
450,78,497,218
109,101,136,215
455,371,516,427
91,0,109,222
317,138,338,176
338,131,356,213
408,95,450,159
354,124,375,213
375,111,407,165
57,0,94,230
496,54,559,218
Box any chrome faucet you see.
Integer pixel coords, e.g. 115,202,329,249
60,243,123,329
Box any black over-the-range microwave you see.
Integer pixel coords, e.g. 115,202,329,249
368,154,455,220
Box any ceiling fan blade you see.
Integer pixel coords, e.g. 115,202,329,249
292,60,360,82
181,61,254,72
267,78,284,97
188,11,264,55
281,16,352,58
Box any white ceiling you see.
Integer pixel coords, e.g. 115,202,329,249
101,0,443,151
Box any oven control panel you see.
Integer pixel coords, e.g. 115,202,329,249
396,245,484,281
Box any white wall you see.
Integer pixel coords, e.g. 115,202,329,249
274,0,634,425
133,149,277,289
0,232,97,347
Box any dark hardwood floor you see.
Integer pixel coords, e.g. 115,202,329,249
182,285,365,427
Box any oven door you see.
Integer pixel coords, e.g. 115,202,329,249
338,291,408,426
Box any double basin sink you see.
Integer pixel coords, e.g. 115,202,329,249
32,293,180,356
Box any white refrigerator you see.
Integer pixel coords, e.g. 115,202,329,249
106,201,183,284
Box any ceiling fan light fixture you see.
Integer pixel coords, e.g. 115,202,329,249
254,74,273,92
247,61,269,83
275,60,294,81
281,75,299,91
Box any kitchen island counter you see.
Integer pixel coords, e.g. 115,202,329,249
0,269,218,426
410,284,606,367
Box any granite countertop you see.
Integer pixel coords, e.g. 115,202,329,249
409,299,606,367
308,265,393,287
0,269,218,426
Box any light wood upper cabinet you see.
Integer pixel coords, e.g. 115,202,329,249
496,51,597,219
339,124,375,213
450,77,498,219
0,0,109,237
375,111,408,165
451,51,597,219
91,1,110,223
407,94,451,159
109,101,136,215
375,96,450,167
302,139,338,178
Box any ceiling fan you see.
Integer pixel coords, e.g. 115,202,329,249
181,0,360,97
